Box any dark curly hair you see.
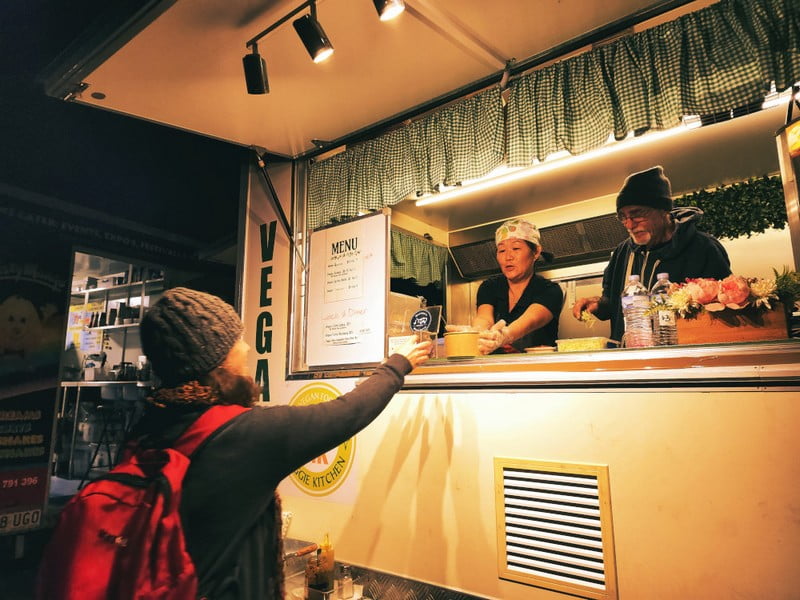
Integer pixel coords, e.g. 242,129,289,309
147,365,260,409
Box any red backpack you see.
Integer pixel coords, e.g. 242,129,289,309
36,404,249,600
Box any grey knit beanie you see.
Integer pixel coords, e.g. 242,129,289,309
141,287,244,386
616,165,674,212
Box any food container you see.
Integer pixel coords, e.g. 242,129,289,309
525,346,556,354
443,331,479,359
555,337,616,352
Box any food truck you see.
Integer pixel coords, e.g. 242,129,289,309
26,0,800,597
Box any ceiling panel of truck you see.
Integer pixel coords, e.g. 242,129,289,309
68,0,696,158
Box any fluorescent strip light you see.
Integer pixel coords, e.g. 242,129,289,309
415,118,703,208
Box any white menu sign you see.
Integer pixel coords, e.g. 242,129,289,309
306,211,389,366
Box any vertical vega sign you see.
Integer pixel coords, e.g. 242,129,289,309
254,220,276,402
241,162,292,407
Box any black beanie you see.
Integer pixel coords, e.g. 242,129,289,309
616,165,673,212
141,287,244,386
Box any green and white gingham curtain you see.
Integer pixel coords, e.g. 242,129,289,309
308,0,800,228
307,88,504,230
508,0,800,165
390,230,449,286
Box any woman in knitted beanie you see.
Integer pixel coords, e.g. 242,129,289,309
134,287,432,600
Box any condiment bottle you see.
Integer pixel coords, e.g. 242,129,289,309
318,533,335,591
338,564,353,599
305,549,326,598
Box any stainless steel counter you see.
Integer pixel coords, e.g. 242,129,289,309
403,339,800,390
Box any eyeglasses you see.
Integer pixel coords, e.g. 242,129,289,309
616,209,653,224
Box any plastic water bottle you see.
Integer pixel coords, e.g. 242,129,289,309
621,275,653,347
649,273,678,346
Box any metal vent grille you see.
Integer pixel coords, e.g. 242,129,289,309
580,215,628,252
538,214,627,263
495,458,618,600
448,239,498,278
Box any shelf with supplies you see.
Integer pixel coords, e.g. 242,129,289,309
86,323,141,332
72,276,165,329
70,277,164,297
56,380,152,481
61,380,154,388
58,251,166,481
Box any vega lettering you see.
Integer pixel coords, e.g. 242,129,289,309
254,220,277,401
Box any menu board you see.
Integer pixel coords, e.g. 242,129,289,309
306,211,389,366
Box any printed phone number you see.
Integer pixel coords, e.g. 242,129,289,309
0,509,42,532
2,476,39,488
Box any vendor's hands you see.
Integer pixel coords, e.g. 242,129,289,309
572,296,600,320
393,337,433,369
478,319,510,355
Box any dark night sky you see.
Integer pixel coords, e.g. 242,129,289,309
0,1,247,248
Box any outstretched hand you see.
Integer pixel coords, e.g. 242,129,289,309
393,337,433,369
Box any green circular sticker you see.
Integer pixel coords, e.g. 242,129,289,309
288,383,355,496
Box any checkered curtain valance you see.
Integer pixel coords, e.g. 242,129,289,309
308,0,800,229
307,88,504,230
508,0,800,165
390,230,449,286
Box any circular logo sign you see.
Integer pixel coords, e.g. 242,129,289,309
410,309,432,332
288,383,355,496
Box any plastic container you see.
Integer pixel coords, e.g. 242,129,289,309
555,337,616,352
620,275,653,347
443,331,479,358
649,273,678,346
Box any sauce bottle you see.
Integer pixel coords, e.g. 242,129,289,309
318,533,335,591
305,534,335,598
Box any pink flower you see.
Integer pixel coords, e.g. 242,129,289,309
716,275,751,309
683,278,719,305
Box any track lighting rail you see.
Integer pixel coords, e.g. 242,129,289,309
245,0,317,49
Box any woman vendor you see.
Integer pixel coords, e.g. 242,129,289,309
472,218,564,354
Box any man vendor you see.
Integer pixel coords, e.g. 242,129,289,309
571,165,732,342
472,218,564,354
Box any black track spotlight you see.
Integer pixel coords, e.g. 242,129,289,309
243,43,269,94
373,0,405,21
293,2,334,63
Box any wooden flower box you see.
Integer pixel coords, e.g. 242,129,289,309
676,302,790,345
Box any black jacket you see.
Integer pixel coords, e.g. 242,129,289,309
602,207,732,342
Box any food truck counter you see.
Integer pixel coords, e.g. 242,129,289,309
405,339,800,390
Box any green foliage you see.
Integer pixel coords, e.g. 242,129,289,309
674,175,787,240
773,266,800,306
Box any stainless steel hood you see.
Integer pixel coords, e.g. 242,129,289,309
448,213,628,279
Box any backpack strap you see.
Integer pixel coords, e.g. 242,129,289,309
173,404,250,458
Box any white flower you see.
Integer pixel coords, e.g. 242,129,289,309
749,277,778,310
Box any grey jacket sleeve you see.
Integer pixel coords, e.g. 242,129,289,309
220,353,412,483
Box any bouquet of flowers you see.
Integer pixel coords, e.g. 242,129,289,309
663,273,788,318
